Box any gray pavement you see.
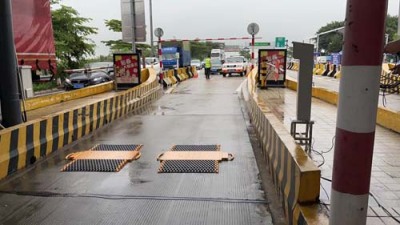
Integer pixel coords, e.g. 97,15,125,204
257,87,400,225
287,70,400,112
0,73,274,225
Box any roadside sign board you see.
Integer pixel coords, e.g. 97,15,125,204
331,53,342,65
113,53,141,90
121,0,146,42
275,37,286,48
257,49,287,88
250,42,271,46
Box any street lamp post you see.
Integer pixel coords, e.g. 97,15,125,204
149,0,155,57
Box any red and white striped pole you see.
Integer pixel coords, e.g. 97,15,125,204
330,0,388,224
158,37,163,82
251,34,255,70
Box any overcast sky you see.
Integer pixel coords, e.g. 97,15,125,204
61,0,400,56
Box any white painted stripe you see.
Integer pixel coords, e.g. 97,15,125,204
329,189,369,225
337,66,381,133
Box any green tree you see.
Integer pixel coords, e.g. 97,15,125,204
316,21,344,53
102,19,151,56
316,15,398,53
189,41,221,60
51,3,98,75
386,15,398,42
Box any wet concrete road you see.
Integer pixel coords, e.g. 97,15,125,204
0,72,273,224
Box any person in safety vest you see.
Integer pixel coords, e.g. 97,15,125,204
204,55,212,79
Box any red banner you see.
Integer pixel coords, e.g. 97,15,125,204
12,0,56,71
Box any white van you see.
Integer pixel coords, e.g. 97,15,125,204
211,49,225,62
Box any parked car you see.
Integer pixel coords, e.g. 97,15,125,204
210,58,222,74
64,71,112,90
191,59,202,70
86,61,114,76
221,56,247,77
145,57,161,74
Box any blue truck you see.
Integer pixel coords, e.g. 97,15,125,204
161,41,191,69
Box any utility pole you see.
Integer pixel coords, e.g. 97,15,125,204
149,0,155,57
329,0,387,224
398,1,400,36
131,0,136,53
0,0,23,127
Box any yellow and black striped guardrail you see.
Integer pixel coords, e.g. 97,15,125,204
0,68,161,180
244,68,326,225
162,66,197,87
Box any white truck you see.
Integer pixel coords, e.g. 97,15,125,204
211,49,225,62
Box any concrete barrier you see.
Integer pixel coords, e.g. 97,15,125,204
0,68,161,180
24,81,115,111
244,68,326,225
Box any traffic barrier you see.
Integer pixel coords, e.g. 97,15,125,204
292,62,300,71
245,68,325,225
287,62,293,70
327,64,336,77
191,66,198,78
179,68,188,80
313,64,322,75
187,66,194,78
174,69,182,82
333,65,341,79
312,64,318,74
170,69,178,84
321,64,330,76
315,64,324,75
0,68,161,181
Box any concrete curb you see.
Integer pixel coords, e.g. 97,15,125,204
24,81,115,111
243,69,327,225
286,77,400,133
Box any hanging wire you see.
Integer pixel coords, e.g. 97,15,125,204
310,136,336,167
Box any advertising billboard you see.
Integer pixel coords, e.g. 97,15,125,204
113,53,141,89
258,49,287,88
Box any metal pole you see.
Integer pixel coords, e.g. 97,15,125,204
0,0,23,127
398,1,400,36
131,0,136,53
149,0,155,57
251,34,255,69
158,37,163,81
329,0,388,224
316,35,320,53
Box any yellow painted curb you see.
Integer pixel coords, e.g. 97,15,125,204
286,77,400,133
24,81,115,111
